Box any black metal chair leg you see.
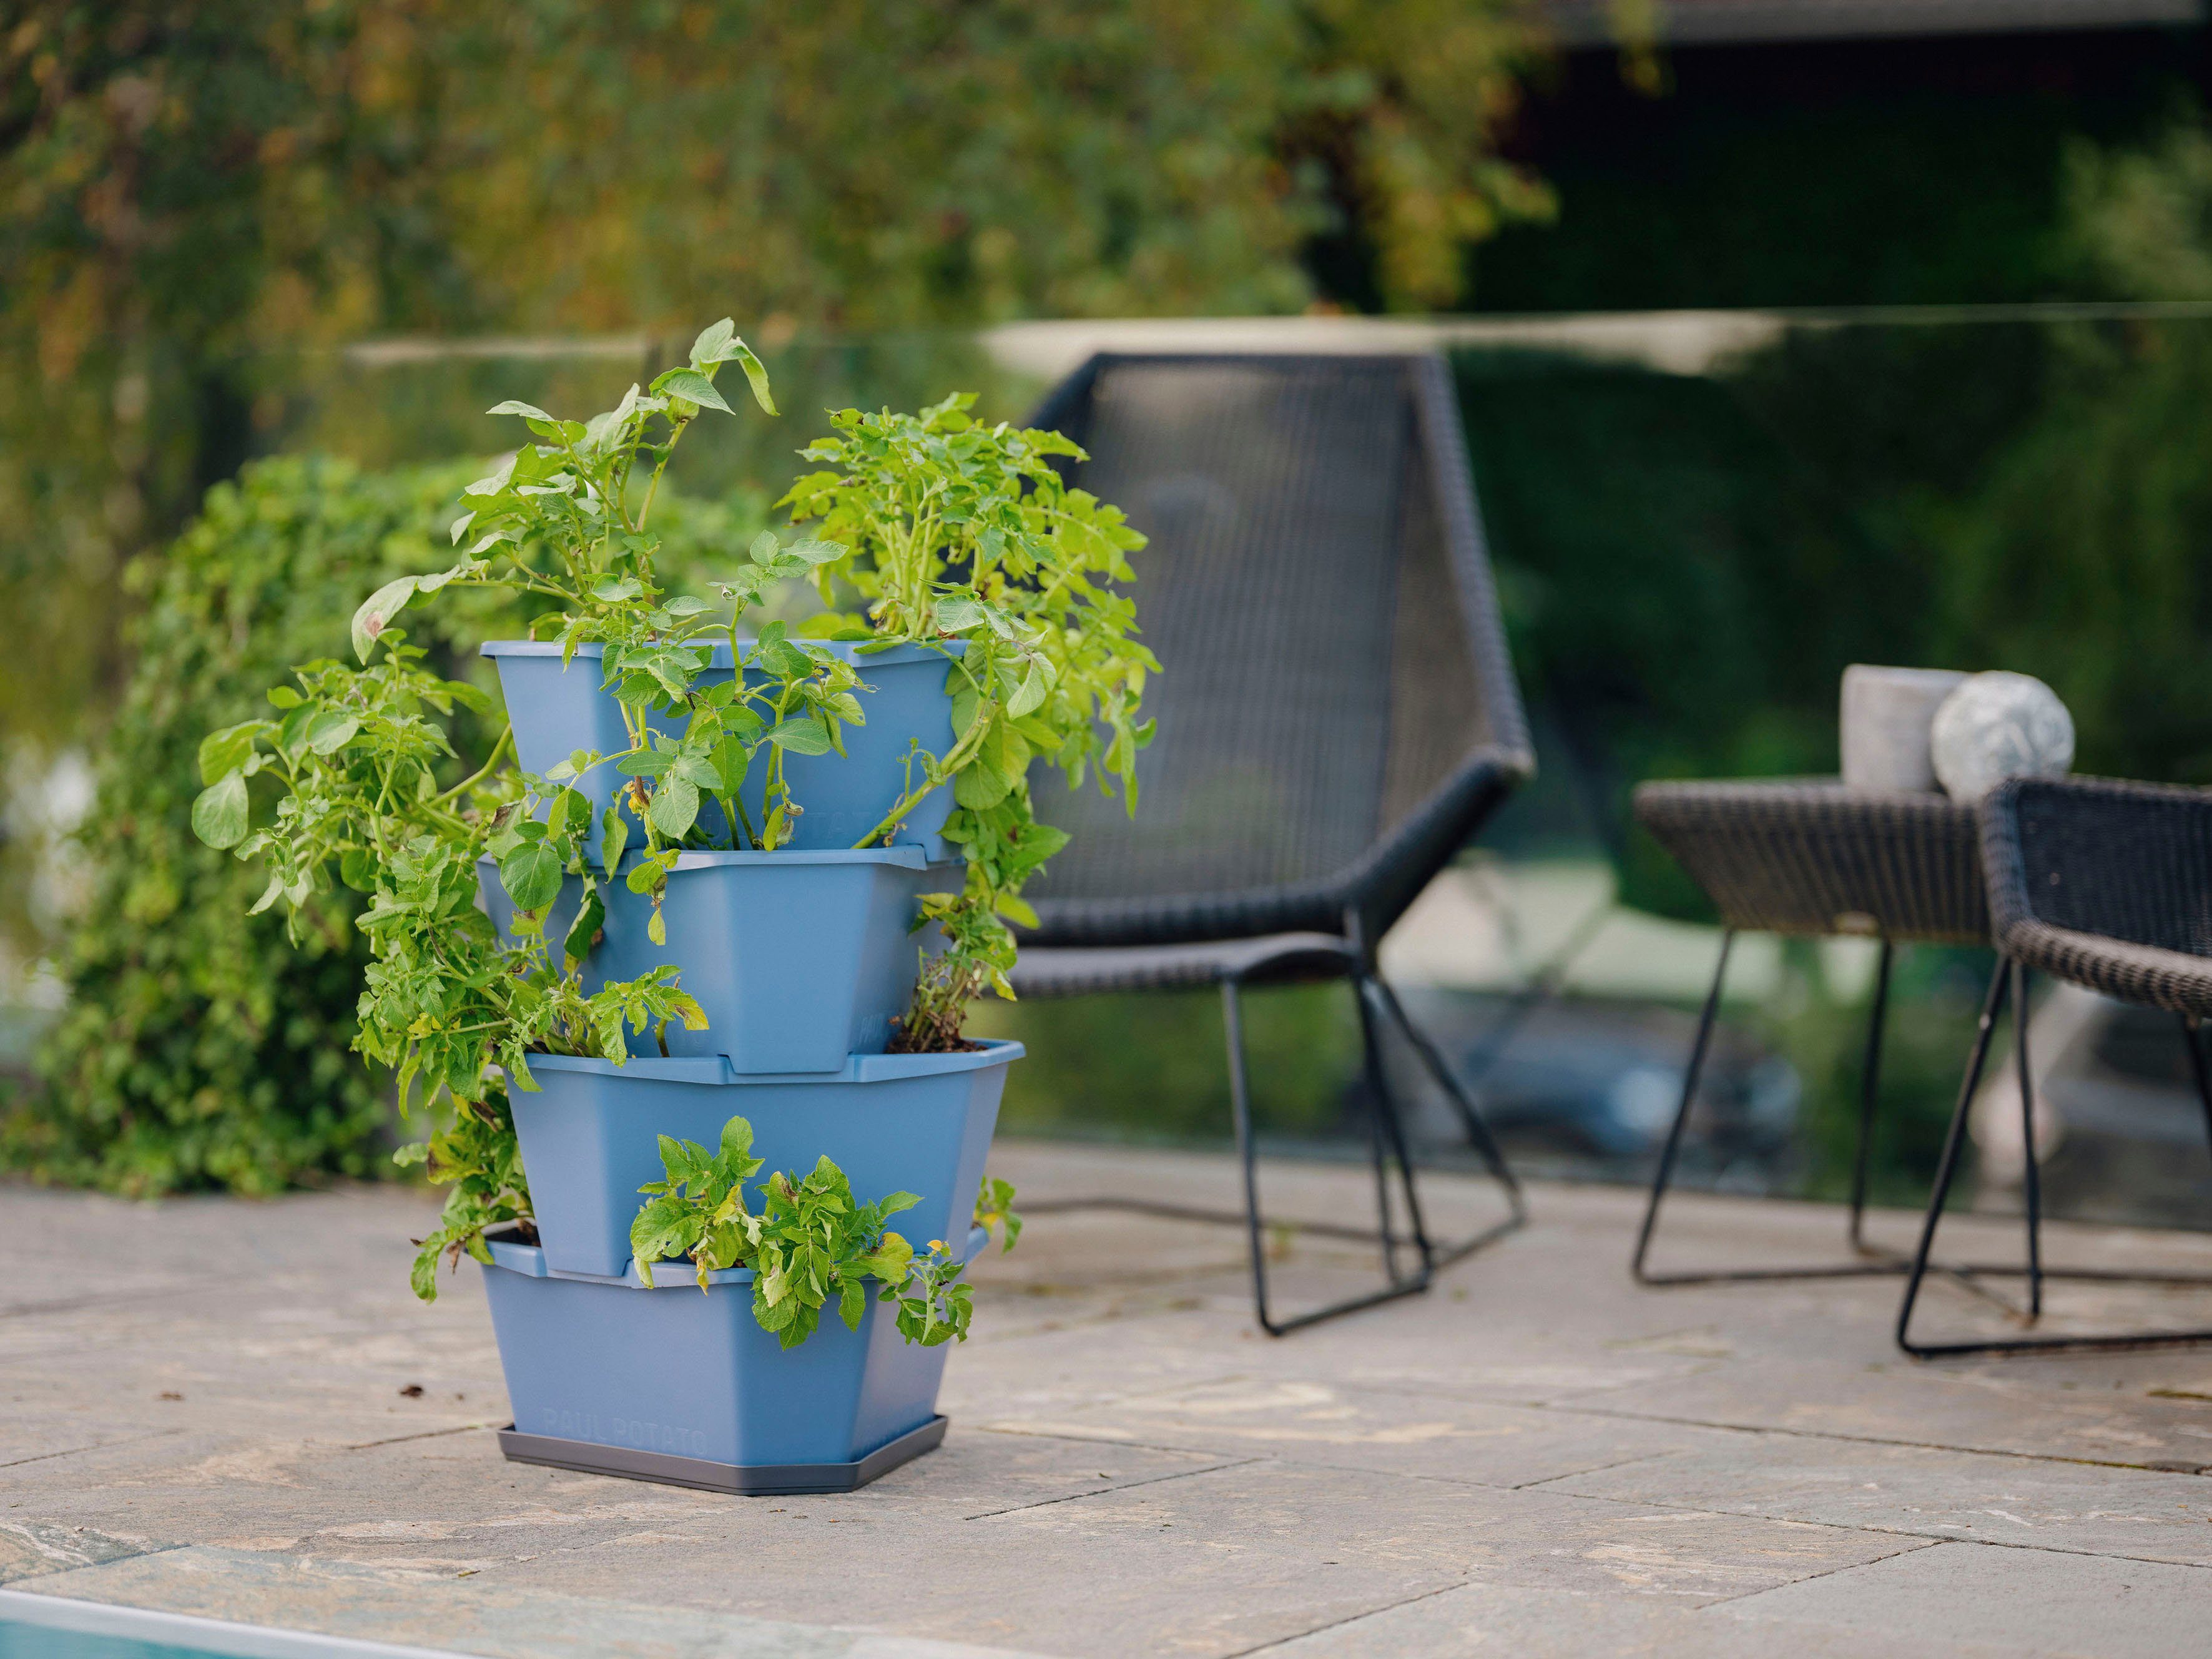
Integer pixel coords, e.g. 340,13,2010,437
1631,931,1731,1284
1028,942,1520,1336
2014,962,2043,1322
1898,960,2212,1357
1222,978,1276,1329
1359,972,1520,1269
2183,1015,2212,1163
1847,942,1894,1255
1636,931,1913,1285
1350,978,1409,1282
1222,975,1433,1337
1365,973,1526,1226
1896,959,2010,1356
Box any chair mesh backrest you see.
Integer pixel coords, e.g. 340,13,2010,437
2012,780,2212,955
1025,354,1507,906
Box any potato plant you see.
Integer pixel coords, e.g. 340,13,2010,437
630,1115,1021,1350
780,393,1156,1048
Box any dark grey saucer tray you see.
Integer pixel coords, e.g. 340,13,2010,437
496,1415,947,1495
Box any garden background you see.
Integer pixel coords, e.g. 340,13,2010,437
7,3,2212,1221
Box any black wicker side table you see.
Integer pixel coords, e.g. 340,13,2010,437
1630,779,1988,1283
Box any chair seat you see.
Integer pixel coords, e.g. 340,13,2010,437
1634,777,1987,943
1009,932,1357,997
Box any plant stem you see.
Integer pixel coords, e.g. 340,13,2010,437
437,725,513,802
851,699,994,847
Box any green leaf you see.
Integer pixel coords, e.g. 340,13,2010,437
190,771,249,849
647,774,700,839
486,399,558,423
563,884,606,965
659,368,734,416
711,737,749,794
839,1278,867,1331
305,710,360,756
1007,659,1051,719
725,340,778,416
689,318,735,367
767,716,833,757
499,840,563,913
351,576,420,663
601,807,631,875
934,597,988,634
197,722,260,787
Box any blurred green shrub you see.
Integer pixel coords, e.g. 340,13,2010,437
5,456,754,1194
969,984,1360,1145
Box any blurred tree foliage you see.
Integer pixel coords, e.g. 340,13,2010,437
0,0,1550,760
5,455,755,1194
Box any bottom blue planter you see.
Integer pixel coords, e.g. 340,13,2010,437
481,1228,983,1492
512,1041,1021,1279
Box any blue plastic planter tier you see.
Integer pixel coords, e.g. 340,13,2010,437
509,1042,1021,1280
479,846,946,1073
482,1225,991,1494
480,639,961,860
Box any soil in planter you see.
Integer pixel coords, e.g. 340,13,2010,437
885,1010,985,1055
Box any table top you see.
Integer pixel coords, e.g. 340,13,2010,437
1633,777,1988,944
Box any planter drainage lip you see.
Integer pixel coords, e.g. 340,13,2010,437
478,845,937,879
661,844,936,871
496,1414,947,1495
485,1224,992,1289
518,1036,1024,1088
479,844,939,880
479,638,960,670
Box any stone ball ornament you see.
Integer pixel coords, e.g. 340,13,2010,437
1929,671,2075,800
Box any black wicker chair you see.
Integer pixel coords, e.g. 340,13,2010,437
1897,775,2212,1356
1009,352,1535,1334
1630,780,1989,1284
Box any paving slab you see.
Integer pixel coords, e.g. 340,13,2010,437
982,1374,1744,1489
1535,1432,2212,1563
1718,1538,2212,1658
7,1142,2212,1657
446,1459,1917,1658
1250,1579,2027,1658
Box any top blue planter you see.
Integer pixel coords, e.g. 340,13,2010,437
481,639,961,860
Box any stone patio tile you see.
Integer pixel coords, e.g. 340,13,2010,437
1591,1352,2212,1469
940,1309,1252,1419
0,1520,179,1587
1247,1580,2025,1658
1533,1432,2212,1564
474,1459,1924,1658
12,1152,2212,1657
2,1425,1243,1570
980,1374,1743,1489
1716,1538,2212,1658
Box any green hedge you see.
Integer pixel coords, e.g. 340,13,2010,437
6,455,750,1195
